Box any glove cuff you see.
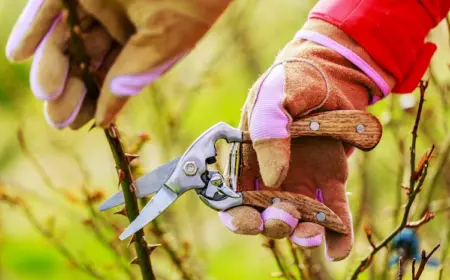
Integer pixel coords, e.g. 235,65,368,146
308,0,447,93
299,19,396,105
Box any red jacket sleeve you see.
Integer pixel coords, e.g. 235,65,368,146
309,0,450,93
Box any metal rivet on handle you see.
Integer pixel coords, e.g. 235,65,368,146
316,212,326,222
272,197,281,204
310,121,320,131
356,124,366,133
183,161,197,176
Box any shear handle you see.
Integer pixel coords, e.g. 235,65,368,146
241,191,348,234
242,110,382,151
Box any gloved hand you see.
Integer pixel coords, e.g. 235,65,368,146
6,0,230,129
219,19,395,261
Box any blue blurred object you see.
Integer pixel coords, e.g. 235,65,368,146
389,229,440,267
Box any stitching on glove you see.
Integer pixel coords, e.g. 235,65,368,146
295,30,390,104
316,188,324,203
283,58,330,116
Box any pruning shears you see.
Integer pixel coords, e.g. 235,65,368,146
99,110,382,241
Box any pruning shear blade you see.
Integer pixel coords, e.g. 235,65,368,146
98,157,180,211
119,185,178,240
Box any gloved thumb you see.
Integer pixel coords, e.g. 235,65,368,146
248,63,292,188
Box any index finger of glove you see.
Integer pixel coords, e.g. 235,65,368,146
322,181,354,261
6,0,62,61
94,14,209,127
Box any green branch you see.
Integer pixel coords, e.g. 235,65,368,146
59,1,155,279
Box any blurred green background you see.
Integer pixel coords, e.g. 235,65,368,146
0,1,449,279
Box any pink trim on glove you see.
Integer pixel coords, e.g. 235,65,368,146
295,30,389,105
249,63,289,140
218,211,237,232
30,14,68,101
6,0,45,60
43,89,86,129
290,234,323,247
110,52,188,96
262,207,298,232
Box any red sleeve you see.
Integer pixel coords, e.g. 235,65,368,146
308,0,450,94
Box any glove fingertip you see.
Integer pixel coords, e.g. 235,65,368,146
94,92,128,128
290,233,323,248
254,138,290,188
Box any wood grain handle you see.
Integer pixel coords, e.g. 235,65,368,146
242,190,348,234
242,110,382,151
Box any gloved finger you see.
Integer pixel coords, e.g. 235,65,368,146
290,223,323,248
29,14,69,101
248,63,291,188
322,183,354,261
289,188,324,248
94,33,191,127
34,19,112,129
79,0,134,44
6,0,62,61
94,4,221,127
218,206,263,235
261,202,299,239
44,77,88,129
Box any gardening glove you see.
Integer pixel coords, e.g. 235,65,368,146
6,0,231,129
219,19,396,261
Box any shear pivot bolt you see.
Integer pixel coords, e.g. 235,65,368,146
316,212,326,222
183,161,197,176
356,124,366,133
310,121,320,131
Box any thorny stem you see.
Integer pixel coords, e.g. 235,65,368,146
60,1,155,279
0,194,104,279
350,82,435,280
105,125,155,280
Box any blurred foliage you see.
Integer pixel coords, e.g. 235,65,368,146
0,0,449,279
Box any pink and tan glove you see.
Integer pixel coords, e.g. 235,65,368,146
219,19,396,261
6,0,230,129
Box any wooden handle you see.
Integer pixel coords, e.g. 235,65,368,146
242,190,348,234
242,110,382,151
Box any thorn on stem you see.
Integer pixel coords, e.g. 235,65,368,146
125,153,139,163
130,257,139,265
127,234,136,247
116,168,125,186
147,244,161,255
114,207,127,217
88,123,97,132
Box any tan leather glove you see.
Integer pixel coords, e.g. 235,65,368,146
6,0,230,129
219,19,395,261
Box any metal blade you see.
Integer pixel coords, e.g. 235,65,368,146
98,157,180,211
119,185,178,240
